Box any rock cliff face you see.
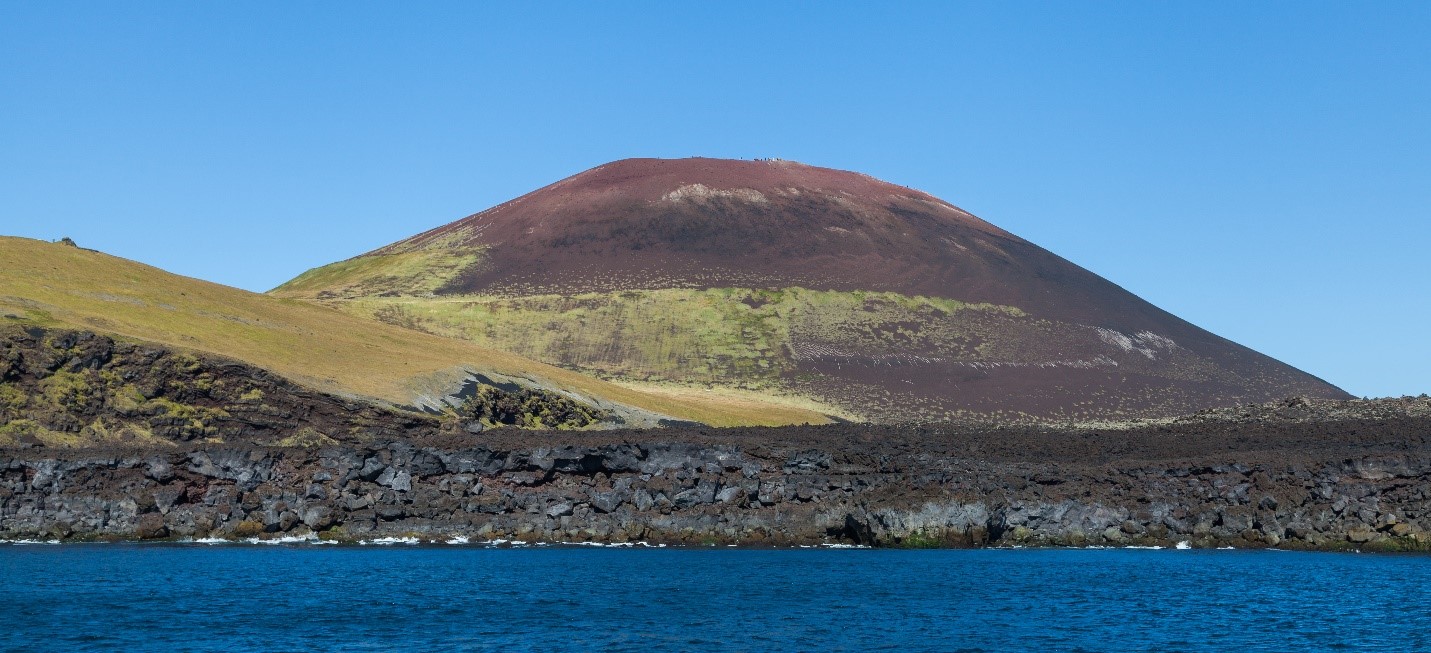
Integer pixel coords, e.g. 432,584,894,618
0,326,608,448
0,326,438,447
5,399,1429,550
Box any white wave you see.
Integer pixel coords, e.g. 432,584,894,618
359,536,420,546
1175,540,1192,550
4,539,61,545
247,534,324,545
194,537,231,545
446,536,471,545
1124,545,1165,550
819,543,871,549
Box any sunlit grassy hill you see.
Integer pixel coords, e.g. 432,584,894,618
0,237,829,427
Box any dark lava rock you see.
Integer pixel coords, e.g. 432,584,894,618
135,514,168,540
2,397,1429,550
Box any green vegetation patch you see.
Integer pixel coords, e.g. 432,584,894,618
274,427,339,448
462,385,610,429
272,249,485,299
0,328,240,446
342,287,1025,389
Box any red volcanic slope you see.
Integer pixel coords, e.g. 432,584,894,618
354,157,1350,417
381,158,1159,331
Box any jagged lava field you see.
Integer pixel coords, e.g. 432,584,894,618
276,157,1348,422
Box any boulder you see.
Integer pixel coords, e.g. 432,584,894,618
376,506,405,521
784,451,832,474
301,506,334,530
152,486,185,514
135,513,168,539
546,502,574,518
144,458,175,483
589,491,624,514
1347,528,1376,543
633,490,655,511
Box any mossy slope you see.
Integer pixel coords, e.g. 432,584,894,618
310,285,1306,422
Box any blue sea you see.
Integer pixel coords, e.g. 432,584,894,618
3,544,1427,652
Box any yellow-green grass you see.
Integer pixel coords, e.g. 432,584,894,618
608,380,860,423
273,249,484,299
316,287,1024,388
0,237,828,427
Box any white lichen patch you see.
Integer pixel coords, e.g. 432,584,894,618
662,184,769,205
911,197,976,218
826,193,874,217
1094,328,1180,360
940,237,969,251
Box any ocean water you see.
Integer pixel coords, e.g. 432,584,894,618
2,545,1428,652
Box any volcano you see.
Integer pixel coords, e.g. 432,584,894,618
275,157,1349,422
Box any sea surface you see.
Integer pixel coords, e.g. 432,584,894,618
2,544,1428,652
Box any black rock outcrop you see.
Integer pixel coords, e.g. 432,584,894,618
5,398,1429,550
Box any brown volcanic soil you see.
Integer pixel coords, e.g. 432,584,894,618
416,396,1431,464
384,158,1184,330
309,157,1351,418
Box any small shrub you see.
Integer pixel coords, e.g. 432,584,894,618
0,383,28,414
462,385,609,429
39,371,95,412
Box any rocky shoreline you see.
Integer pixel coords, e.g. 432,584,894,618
5,399,1430,551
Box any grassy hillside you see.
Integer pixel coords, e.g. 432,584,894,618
288,284,1277,422
318,288,1020,381
0,237,829,427
274,249,484,299
285,287,1040,421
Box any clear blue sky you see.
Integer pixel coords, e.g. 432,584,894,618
2,3,1427,398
